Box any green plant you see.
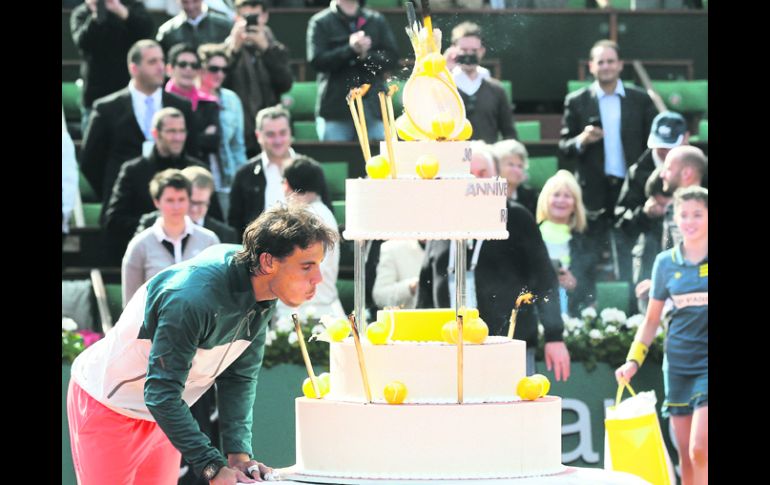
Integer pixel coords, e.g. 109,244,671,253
542,307,666,371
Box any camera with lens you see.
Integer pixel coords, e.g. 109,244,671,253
456,53,479,65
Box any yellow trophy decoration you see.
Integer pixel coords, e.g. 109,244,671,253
396,0,472,142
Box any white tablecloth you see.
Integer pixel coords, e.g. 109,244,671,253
242,466,650,484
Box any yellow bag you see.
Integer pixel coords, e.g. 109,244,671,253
604,382,674,485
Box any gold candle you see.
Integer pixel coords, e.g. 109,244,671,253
348,313,373,403
457,314,464,404
293,314,320,398
378,91,397,179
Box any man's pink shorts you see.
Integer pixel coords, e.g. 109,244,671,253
67,379,181,485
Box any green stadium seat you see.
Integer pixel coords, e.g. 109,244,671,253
566,0,586,7
282,81,317,121
500,80,513,105
105,284,123,322
82,203,102,227
609,0,632,8
366,0,400,7
320,162,348,200
526,156,559,191
79,171,97,203
649,80,708,113
293,120,319,141
336,278,355,315
62,81,82,122
514,120,541,142
697,119,708,141
596,281,630,314
332,200,346,227
567,80,635,95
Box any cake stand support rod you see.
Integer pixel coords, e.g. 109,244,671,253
354,239,366,332
454,239,466,312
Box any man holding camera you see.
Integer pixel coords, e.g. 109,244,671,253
444,22,517,144
224,0,293,159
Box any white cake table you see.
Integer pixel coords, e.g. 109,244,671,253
244,466,651,484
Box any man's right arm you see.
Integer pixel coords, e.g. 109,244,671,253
227,170,246,240
104,163,141,247
144,294,227,480
558,94,584,158
80,102,110,198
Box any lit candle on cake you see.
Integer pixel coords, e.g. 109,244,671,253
346,88,368,161
356,85,372,160
507,291,534,339
378,90,397,179
293,314,321,398
348,313,373,403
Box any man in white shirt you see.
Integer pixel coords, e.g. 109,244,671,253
228,106,307,238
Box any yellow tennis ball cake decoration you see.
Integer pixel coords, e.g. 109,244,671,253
302,373,331,399
384,381,408,404
441,320,457,344
326,317,351,342
366,321,390,345
415,154,440,179
463,318,489,344
516,376,543,401
529,374,551,397
365,155,391,179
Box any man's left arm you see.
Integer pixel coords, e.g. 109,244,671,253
496,84,518,141
215,317,269,460
261,28,294,98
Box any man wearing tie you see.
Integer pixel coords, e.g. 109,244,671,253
80,40,199,234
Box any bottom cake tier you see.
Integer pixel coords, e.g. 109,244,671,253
295,396,563,480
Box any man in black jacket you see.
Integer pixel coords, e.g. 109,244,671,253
559,40,656,283
225,0,293,158
104,108,221,262
306,0,399,141
155,0,233,54
81,39,199,218
70,0,155,136
229,106,300,238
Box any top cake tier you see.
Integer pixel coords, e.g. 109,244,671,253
343,141,509,241
379,140,473,179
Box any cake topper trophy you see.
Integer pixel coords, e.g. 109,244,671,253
346,0,477,332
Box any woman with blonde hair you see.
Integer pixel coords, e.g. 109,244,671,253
536,170,597,316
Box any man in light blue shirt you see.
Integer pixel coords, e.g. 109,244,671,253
559,40,657,288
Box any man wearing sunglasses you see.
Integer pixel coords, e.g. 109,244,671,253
225,0,293,158
165,43,229,214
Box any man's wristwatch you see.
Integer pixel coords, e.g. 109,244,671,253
202,462,225,481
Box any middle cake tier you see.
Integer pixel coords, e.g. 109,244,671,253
328,337,526,404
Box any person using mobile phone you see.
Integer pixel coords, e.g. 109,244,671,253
443,21,518,144
535,170,598,317
224,0,293,158
559,39,658,294
70,0,155,135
